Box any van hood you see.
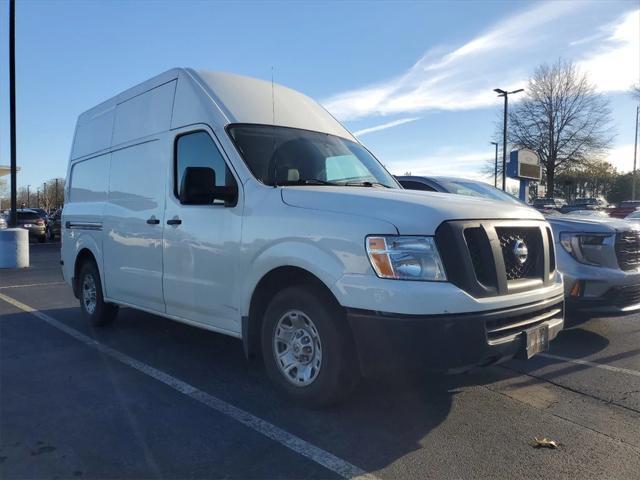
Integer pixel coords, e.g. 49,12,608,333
281,186,544,234
546,214,637,233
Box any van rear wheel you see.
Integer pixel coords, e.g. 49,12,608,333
78,261,118,326
261,285,359,406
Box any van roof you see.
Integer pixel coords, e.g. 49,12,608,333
76,68,353,141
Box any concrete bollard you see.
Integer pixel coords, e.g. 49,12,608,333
0,228,30,268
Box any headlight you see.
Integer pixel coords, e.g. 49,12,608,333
559,232,611,266
366,235,446,281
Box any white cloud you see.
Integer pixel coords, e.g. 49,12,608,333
385,147,494,179
606,144,637,172
322,4,639,122
322,1,582,121
579,10,640,92
353,117,420,137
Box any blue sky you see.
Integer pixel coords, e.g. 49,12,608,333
0,0,638,190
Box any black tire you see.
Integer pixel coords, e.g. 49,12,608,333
37,235,46,243
261,285,360,407
78,261,118,326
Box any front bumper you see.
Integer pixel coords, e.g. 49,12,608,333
347,294,564,377
560,250,640,316
566,283,640,316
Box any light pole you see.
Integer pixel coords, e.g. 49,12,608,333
491,142,499,188
494,88,524,191
9,0,17,227
27,185,30,207
632,104,639,200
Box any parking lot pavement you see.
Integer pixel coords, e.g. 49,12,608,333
1,244,639,479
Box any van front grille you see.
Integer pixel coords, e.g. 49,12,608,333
496,227,542,280
435,220,554,298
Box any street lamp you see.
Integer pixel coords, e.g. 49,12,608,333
494,88,524,191
490,142,499,188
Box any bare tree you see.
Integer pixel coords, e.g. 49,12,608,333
508,59,614,196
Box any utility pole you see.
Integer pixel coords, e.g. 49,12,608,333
44,182,47,210
36,190,40,208
633,104,639,200
494,88,524,191
55,178,59,208
27,185,30,207
491,142,499,188
9,0,17,227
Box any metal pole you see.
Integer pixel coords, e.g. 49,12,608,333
633,105,639,201
9,0,17,227
27,185,30,207
55,178,59,208
492,142,499,188
502,94,508,191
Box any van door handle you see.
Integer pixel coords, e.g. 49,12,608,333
146,217,160,225
167,218,182,226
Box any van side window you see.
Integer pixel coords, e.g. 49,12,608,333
175,131,234,203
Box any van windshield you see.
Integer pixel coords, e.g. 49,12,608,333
227,124,399,188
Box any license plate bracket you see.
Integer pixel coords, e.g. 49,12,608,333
524,324,549,359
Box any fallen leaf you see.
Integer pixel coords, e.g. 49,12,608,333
533,437,560,449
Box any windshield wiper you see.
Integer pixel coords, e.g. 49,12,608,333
279,179,339,186
343,181,391,188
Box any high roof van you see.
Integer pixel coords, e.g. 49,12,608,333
62,68,564,405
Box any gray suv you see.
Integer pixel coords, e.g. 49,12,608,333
398,176,640,317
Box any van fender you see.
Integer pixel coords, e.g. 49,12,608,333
240,240,345,317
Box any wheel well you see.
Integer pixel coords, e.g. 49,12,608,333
73,249,97,298
244,266,342,359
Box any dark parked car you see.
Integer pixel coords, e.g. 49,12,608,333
397,175,522,203
48,208,62,240
16,209,47,242
561,197,608,214
609,200,640,219
532,198,567,211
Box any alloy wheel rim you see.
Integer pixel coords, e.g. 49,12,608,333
273,310,322,386
82,274,97,315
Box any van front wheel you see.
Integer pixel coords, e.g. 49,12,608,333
78,261,118,326
261,286,359,406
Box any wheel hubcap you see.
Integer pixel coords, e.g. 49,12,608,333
273,310,322,386
82,274,97,315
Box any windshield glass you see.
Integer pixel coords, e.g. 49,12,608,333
438,179,522,204
227,124,399,188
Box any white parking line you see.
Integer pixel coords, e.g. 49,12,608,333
539,353,640,378
0,281,66,290
0,291,377,480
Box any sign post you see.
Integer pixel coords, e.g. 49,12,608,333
506,149,542,202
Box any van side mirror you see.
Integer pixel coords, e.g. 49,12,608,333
179,166,238,206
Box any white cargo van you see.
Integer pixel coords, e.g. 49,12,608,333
62,68,564,405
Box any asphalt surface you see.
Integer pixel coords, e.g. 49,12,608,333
1,243,639,479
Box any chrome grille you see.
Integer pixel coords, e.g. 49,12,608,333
615,231,640,271
496,227,542,280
